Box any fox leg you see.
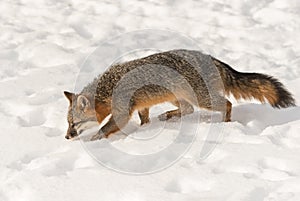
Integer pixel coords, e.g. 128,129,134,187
224,100,232,122
196,96,232,122
211,97,232,122
91,109,134,141
138,107,150,125
158,100,194,121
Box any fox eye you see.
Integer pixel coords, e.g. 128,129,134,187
71,121,82,128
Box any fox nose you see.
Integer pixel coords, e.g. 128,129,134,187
65,135,70,139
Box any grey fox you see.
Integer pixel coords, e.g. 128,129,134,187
64,49,295,140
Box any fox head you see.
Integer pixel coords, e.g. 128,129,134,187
63,91,98,140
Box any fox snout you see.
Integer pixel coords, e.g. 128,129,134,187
65,127,78,140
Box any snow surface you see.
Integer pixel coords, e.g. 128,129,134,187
1,0,300,200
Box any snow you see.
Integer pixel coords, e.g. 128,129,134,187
1,0,300,200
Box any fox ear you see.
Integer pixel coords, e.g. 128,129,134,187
64,91,75,103
77,95,91,111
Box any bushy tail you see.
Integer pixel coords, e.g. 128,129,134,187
212,57,296,108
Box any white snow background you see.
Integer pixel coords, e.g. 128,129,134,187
1,0,300,200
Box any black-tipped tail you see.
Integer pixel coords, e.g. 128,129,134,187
212,57,296,108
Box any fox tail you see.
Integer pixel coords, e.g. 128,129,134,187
212,57,296,108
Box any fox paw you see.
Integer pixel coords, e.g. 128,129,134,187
158,113,169,121
90,131,107,141
140,118,150,125
158,113,180,121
